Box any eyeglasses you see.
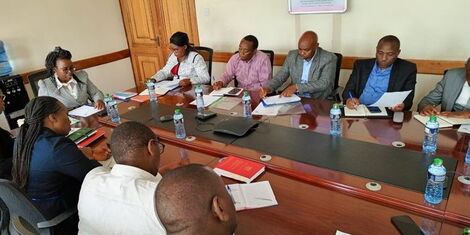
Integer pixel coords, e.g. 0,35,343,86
151,139,165,154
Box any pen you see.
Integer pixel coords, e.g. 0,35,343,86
348,91,357,110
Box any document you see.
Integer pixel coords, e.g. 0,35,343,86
369,90,412,107
139,79,180,96
69,105,101,117
225,181,278,211
261,94,301,106
414,114,470,128
211,97,241,110
252,102,283,116
343,105,388,117
189,95,222,107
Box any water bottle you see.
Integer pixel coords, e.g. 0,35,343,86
329,103,342,136
147,79,157,102
424,158,446,204
173,109,186,139
242,91,252,118
423,115,439,153
104,94,121,123
0,41,13,76
466,139,470,164
463,227,470,235
195,85,204,115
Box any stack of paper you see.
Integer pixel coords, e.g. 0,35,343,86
189,95,222,107
414,114,470,128
261,95,301,106
112,91,137,100
226,181,278,211
69,105,101,117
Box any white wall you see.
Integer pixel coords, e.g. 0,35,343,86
0,0,134,130
196,0,470,110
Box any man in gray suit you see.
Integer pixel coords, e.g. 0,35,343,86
418,57,470,118
259,31,337,99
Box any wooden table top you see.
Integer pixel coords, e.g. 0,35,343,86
82,85,469,234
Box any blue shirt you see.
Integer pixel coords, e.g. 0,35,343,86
298,50,317,98
359,61,393,105
26,128,99,216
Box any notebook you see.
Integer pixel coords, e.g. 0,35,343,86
261,94,301,107
69,105,101,117
67,128,97,144
77,129,105,148
209,87,243,96
343,105,388,117
214,156,265,183
413,114,470,128
225,181,278,211
130,95,150,103
112,91,137,100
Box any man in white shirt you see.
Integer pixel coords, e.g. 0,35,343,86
155,164,237,235
78,121,166,234
419,57,470,118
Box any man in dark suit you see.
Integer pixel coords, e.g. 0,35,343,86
342,35,417,111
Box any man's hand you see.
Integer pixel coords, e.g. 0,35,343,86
179,78,191,87
390,103,405,112
420,105,439,116
212,81,224,90
440,111,470,118
259,87,270,98
280,84,297,97
81,146,111,161
346,98,360,109
94,100,105,110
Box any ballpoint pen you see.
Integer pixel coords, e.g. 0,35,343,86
348,91,358,110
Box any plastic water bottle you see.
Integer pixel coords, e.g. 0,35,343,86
463,227,470,235
195,85,204,115
424,158,446,204
147,79,157,102
173,109,186,139
423,115,439,153
242,91,252,118
0,41,12,76
104,94,120,123
329,103,342,136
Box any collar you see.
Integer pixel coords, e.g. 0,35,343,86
373,60,393,73
55,73,77,89
110,164,161,182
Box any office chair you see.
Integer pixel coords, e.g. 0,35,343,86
328,53,343,102
27,70,50,98
0,179,76,235
233,50,275,87
194,46,213,79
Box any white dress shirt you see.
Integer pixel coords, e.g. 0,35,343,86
78,164,165,235
55,74,78,99
455,81,470,107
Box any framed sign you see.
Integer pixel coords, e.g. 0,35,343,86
288,0,347,14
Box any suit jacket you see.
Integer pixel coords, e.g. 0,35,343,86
342,58,417,111
418,68,467,112
38,70,104,109
267,47,337,99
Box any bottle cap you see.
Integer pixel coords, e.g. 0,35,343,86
244,90,249,95
175,109,181,114
433,158,443,166
463,227,470,234
196,84,201,88
332,103,340,109
430,115,437,122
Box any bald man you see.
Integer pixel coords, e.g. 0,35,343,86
0,88,13,179
342,35,417,111
155,164,237,235
78,121,166,234
418,57,470,118
260,31,337,99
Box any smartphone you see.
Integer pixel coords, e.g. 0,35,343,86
159,115,173,122
366,106,382,113
227,88,242,95
391,215,424,235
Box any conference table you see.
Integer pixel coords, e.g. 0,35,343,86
83,84,469,234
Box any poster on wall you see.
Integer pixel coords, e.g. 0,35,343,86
288,0,347,14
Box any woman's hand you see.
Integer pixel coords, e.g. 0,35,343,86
179,78,192,87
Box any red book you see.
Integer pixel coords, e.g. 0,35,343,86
77,129,105,148
214,156,265,183
131,95,150,103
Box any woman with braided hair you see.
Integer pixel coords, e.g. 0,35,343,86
12,96,102,224
38,46,105,110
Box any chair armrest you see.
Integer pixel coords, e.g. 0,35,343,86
10,216,38,235
36,208,76,229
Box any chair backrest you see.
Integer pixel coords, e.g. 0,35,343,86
333,53,343,91
193,46,213,78
0,179,50,234
27,70,50,98
233,50,275,87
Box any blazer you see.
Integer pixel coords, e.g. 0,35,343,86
418,68,467,112
342,58,417,111
38,70,104,109
267,47,337,99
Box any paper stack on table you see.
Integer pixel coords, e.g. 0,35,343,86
225,181,278,211
69,105,101,117
261,94,301,106
414,114,470,128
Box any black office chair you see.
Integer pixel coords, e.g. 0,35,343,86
328,53,343,102
27,70,50,98
233,50,275,87
194,46,213,79
0,179,76,235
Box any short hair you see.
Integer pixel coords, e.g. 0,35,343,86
155,164,224,233
242,35,259,50
110,121,156,163
378,35,400,49
45,46,72,77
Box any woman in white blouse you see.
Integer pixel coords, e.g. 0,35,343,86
152,32,210,86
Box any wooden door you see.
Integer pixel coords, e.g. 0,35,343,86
161,0,199,47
